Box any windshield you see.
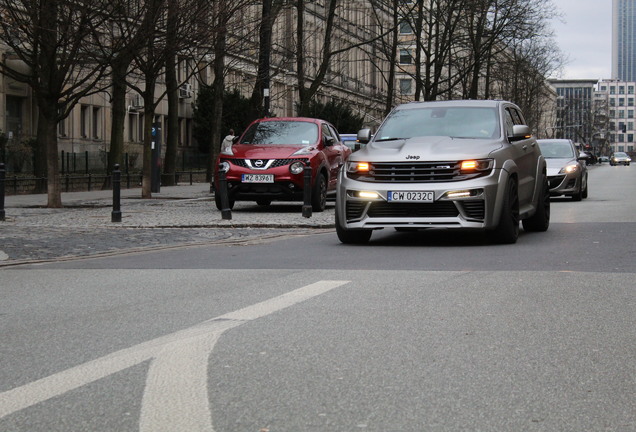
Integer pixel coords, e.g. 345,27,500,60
240,121,319,145
375,106,500,140
614,152,628,157
538,141,575,158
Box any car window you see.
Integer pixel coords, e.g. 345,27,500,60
538,141,575,158
240,121,319,145
374,106,500,140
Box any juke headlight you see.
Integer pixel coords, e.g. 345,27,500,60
289,161,305,174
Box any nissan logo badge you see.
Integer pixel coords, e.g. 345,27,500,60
254,159,264,167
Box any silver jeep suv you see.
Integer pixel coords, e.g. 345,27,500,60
335,100,550,244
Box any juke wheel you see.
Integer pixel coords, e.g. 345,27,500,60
311,174,327,212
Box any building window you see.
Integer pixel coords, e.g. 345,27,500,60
619,97,625,106
58,119,67,137
610,86,616,94
399,49,412,64
399,21,413,34
399,78,412,95
619,86,625,94
630,98,635,107
619,110,625,118
80,105,89,138
628,134,634,142
629,86,635,94
610,98,616,106
92,107,100,139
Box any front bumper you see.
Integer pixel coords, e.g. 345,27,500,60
547,173,580,196
336,170,505,231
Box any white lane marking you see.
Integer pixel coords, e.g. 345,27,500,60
0,251,8,261
0,280,349,430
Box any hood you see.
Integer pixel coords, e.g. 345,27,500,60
545,157,578,175
230,144,316,159
351,136,502,162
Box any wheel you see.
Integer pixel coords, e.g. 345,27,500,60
581,177,588,199
335,206,372,244
256,199,271,206
486,177,519,244
214,192,235,211
522,176,550,232
311,173,327,212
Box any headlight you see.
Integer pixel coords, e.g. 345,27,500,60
292,146,315,156
289,161,305,174
218,161,230,173
559,163,578,174
459,159,493,173
347,161,370,173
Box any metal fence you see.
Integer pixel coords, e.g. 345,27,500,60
0,148,210,195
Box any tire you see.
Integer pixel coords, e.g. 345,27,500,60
581,178,588,199
335,206,372,244
486,177,519,244
311,173,327,212
522,176,550,232
214,192,235,211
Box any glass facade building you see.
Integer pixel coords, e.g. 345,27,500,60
613,0,636,81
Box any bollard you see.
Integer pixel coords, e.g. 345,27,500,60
302,162,312,218
0,163,5,221
111,164,122,223
218,168,232,220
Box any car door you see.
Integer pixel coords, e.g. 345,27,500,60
504,105,539,206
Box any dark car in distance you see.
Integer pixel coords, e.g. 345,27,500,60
214,117,352,212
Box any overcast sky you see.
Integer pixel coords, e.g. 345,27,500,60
549,0,613,80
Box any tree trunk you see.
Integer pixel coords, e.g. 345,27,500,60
38,107,61,207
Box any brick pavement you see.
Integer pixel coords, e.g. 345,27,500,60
0,183,335,266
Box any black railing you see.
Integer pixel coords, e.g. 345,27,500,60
2,170,207,195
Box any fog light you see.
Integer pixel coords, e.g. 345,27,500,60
358,191,379,199
445,189,483,199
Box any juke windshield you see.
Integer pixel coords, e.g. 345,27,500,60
240,121,319,145
375,107,501,141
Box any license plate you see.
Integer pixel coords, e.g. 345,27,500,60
242,174,274,183
388,191,434,202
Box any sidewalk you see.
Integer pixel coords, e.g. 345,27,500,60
2,183,336,228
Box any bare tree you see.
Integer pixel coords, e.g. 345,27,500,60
0,0,112,206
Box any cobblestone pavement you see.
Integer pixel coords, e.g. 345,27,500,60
0,183,335,266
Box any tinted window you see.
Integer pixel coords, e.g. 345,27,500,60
240,121,319,145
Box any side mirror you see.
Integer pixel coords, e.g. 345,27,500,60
357,128,372,144
232,136,240,144
324,136,336,146
508,125,532,142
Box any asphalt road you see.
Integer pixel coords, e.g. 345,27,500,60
1,163,635,431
